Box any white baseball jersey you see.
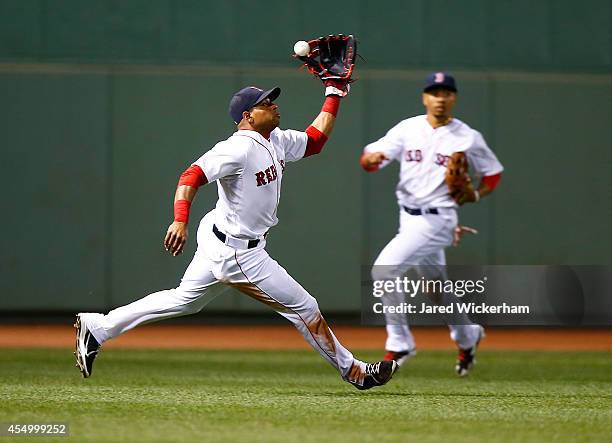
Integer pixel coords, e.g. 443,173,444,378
363,115,503,208
82,125,369,387
193,128,308,239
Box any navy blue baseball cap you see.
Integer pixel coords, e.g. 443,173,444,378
424,72,457,92
229,86,281,124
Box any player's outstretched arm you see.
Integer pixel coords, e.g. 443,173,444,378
302,81,349,158
164,165,208,256
310,94,341,137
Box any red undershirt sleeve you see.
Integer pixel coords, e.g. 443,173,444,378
178,164,208,188
304,126,328,158
481,173,501,191
302,95,343,158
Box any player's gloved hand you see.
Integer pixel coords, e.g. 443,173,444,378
454,183,479,205
164,221,188,256
360,151,389,170
452,224,478,247
294,34,357,97
446,152,478,205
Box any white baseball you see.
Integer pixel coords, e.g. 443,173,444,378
293,40,310,57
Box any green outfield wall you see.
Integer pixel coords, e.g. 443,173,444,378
1,1,611,312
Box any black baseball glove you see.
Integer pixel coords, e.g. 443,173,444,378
295,34,357,96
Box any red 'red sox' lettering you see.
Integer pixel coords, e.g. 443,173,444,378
405,149,423,162
255,164,278,187
435,153,450,166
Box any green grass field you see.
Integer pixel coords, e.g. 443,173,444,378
1,348,610,442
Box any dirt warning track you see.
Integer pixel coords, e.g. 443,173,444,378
0,325,610,351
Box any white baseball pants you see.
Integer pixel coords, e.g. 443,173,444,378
372,207,482,351
85,211,365,383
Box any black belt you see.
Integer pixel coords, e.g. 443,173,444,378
403,206,439,216
213,224,260,249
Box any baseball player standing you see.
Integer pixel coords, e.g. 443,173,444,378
360,72,503,376
74,78,397,390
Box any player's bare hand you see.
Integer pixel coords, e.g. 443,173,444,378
361,152,389,169
453,224,478,247
164,222,188,256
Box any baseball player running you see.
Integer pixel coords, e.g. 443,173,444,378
360,72,503,376
74,78,397,390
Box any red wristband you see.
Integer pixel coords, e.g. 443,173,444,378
174,199,191,223
321,95,341,117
